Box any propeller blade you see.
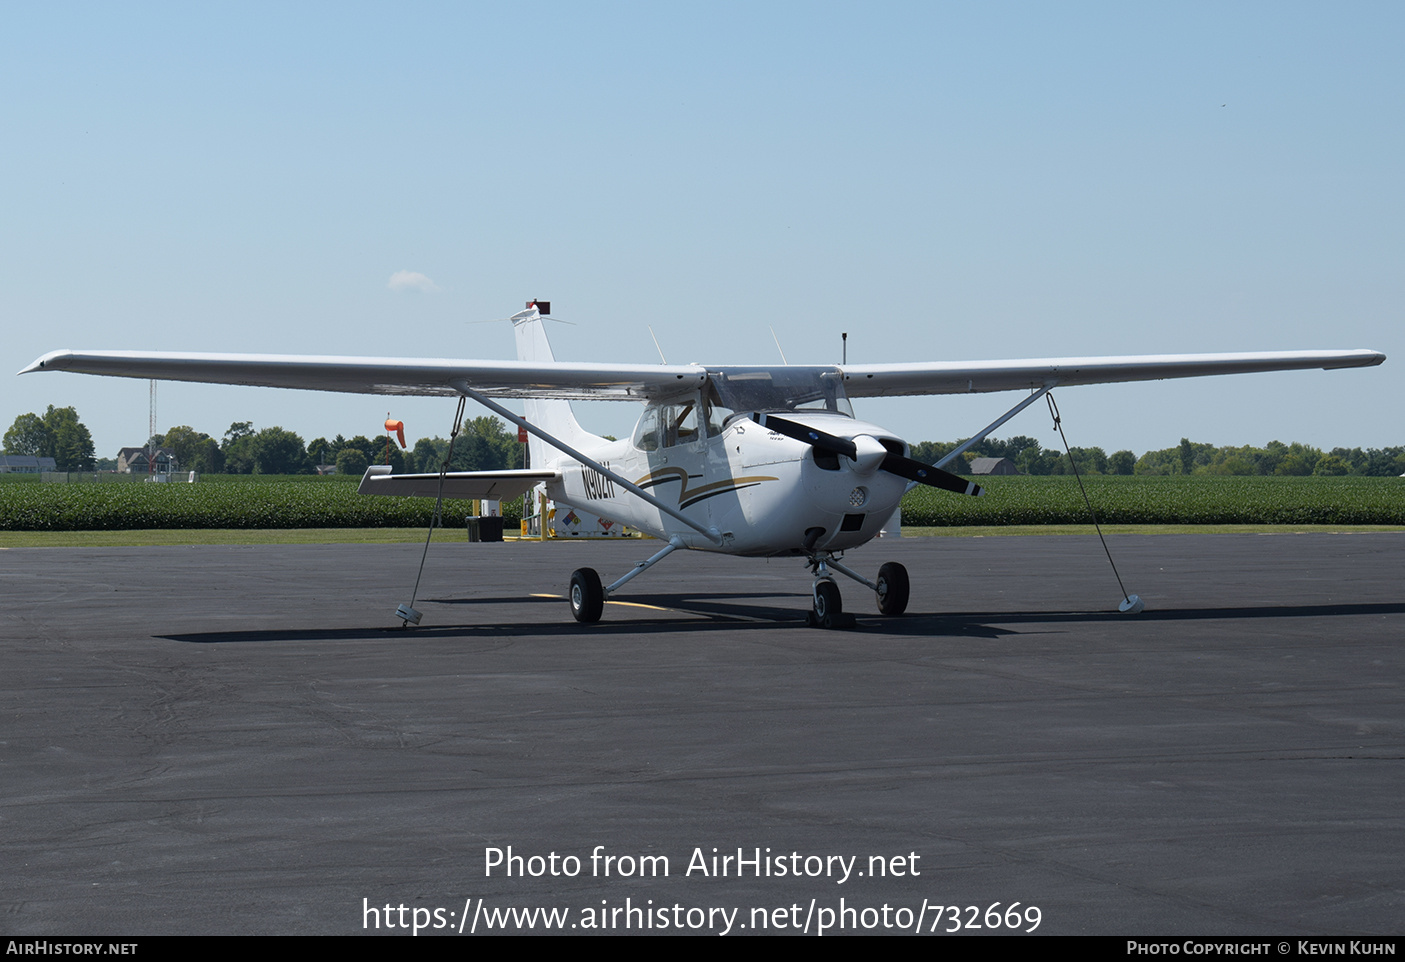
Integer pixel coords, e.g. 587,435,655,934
749,413,856,459
752,412,984,496
881,454,984,496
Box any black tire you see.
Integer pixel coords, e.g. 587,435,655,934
569,568,604,623
814,580,842,622
876,562,909,616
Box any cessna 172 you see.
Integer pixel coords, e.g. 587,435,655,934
22,302,1385,627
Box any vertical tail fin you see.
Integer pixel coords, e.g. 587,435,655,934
510,302,597,466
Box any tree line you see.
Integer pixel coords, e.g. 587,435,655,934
158,416,524,475
2,408,523,475
913,436,1405,477
6,407,1404,477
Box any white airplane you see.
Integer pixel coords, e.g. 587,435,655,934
22,301,1385,627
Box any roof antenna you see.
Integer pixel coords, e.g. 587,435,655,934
648,325,668,364
842,332,848,365
770,326,789,365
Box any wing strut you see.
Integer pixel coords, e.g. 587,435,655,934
449,380,725,546
398,394,469,627
1043,392,1143,615
931,382,1058,475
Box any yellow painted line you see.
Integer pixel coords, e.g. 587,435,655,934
604,600,675,612
532,591,770,622
532,593,678,613
606,598,773,622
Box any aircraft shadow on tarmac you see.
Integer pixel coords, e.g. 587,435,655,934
157,596,1405,644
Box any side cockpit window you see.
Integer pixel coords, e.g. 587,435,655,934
662,401,698,447
633,405,662,451
633,400,702,451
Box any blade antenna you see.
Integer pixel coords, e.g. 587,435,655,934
1045,392,1143,614
398,394,468,626
648,325,669,364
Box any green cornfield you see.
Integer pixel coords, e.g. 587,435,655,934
901,475,1405,526
0,476,523,530
1,474,1401,531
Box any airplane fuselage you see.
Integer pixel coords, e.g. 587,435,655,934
546,410,908,556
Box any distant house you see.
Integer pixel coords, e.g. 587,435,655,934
117,447,178,474
970,457,1019,476
0,455,57,473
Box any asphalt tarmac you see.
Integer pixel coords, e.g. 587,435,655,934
3,533,1402,936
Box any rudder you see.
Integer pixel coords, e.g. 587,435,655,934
510,301,595,466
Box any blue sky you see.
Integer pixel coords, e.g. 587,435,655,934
4,2,1399,458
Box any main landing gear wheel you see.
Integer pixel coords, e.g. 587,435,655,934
569,567,604,623
876,562,910,616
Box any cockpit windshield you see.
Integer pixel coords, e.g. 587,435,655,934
705,367,853,426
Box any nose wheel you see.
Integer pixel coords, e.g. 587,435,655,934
811,579,843,627
808,575,857,629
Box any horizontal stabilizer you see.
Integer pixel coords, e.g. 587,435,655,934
358,465,557,501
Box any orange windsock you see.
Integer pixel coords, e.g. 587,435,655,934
385,419,406,449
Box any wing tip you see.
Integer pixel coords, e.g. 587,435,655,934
1321,350,1386,370
19,351,70,375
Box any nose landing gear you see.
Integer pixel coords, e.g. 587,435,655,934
809,577,851,629
806,555,910,628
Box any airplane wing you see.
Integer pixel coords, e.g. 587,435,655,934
21,348,1383,400
836,350,1385,397
357,466,558,500
20,350,707,400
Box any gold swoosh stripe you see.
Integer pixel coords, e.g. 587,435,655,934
632,469,778,508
